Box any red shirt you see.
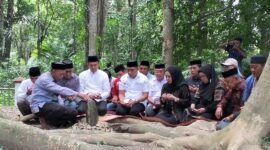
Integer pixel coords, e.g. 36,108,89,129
112,77,121,99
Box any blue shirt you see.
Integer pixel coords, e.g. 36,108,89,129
242,75,256,102
30,72,78,113
57,73,80,92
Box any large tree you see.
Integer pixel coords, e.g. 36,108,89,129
88,0,98,56
162,0,174,65
3,0,14,60
0,0,5,60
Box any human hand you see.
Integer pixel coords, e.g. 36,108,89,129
215,107,223,119
26,88,32,96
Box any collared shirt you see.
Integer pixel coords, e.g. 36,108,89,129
17,79,34,103
146,72,155,80
57,73,80,92
79,69,111,101
242,75,256,102
217,79,245,114
30,72,78,113
119,72,149,103
148,77,167,104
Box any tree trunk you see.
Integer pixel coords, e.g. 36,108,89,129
36,0,41,58
127,0,137,60
0,0,4,59
162,0,174,65
3,0,14,60
97,0,106,57
0,118,118,150
84,0,89,68
88,0,98,56
197,0,207,56
153,53,270,149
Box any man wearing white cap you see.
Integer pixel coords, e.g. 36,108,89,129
221,58,243,78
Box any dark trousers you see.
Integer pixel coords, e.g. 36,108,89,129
77,100,107,116
116,103,145,116
37,102,78,127
17,101,32,116
156,110,178,124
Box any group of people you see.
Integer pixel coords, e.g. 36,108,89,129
16,38,267,130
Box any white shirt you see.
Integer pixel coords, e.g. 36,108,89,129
17,79,34,103
148,77,167,104
119,72,149,104
147,72,155,80
79,69,111,101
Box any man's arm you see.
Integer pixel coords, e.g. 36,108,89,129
78,73,85,92
219,42,228,50
100,74,111,100
40,78,78,96
136,92,148,103
16,80,29,101
233,46,246,58
118,90,125,104
147,95,156,105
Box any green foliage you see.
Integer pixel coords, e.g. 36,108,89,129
0,0,269,85
261,137,270,150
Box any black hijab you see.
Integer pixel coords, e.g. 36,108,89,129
198,64,218,102
162,65,185,93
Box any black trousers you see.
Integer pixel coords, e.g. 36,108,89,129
116,103,145,116
156,110,178,124
37,102,78,127
77,100,107,116
17,101,32,116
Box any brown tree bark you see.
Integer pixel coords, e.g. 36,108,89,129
3,0,14,60
97,0,106,57
162,0,174,65
84,0,89,68
88,0,98,56
128,0,137,60
0,0,4,59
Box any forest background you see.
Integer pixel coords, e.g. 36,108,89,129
0,0,269,88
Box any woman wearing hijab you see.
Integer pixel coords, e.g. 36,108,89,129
155,65,191,124
190,64,225,119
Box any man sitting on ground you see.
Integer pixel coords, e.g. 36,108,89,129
145,63,167,116
57,59,81,110
107,64,126,111
116,60,149,116
30,62,90,129
139,60,154,80
243,55,267,102
79,56,111,116
17,67,41,116
215,68,245,130
185,59,202,100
